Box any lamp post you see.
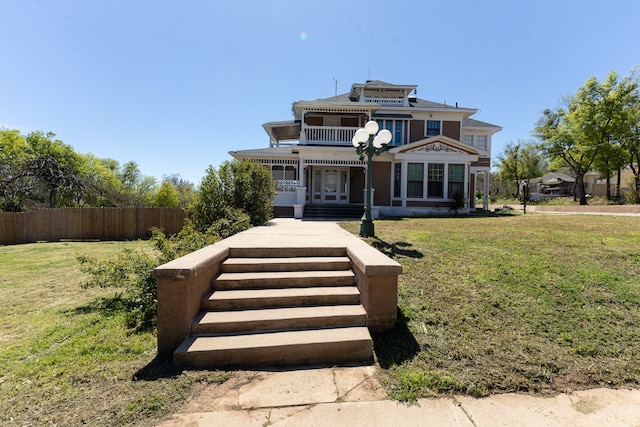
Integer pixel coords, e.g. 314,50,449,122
352,120,392,237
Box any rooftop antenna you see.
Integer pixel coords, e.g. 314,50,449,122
333,77,338,96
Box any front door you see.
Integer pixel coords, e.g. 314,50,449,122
312,167,348,203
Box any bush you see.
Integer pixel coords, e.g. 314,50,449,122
188,160,274,231
78,226,221,329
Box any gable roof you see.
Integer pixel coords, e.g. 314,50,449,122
388,135,480,155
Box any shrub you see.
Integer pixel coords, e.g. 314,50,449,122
78,226,221,329
188,160,274,231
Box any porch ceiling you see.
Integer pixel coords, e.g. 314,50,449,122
263,120,301,142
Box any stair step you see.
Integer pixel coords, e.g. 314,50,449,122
203,286,361,310
221,256,351,273
192,305,367,334
214,270,355,289
174,326,373,368
229,247,346,258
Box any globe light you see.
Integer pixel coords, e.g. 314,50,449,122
353,128,370,145
364,120,379,135
372,136,383,148
377,129,392,145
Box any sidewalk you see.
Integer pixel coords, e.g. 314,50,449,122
157,364,640,426
157,219,640,426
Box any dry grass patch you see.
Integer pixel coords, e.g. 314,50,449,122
342,214,640,400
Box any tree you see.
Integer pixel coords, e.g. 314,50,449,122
163,174,195,208
496,140,546,199
621,81,640,203
535,71,638,205
0,129,32,211
153,179,180,207
189,159,275,231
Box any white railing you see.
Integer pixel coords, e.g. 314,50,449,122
274,179,299,192
304,126,358,145
363,97,406,106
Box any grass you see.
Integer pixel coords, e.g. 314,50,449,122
0,241,229,427
341,213,640,401
2,214,640,421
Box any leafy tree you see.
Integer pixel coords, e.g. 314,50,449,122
535,71,638,205
621,83,640,203
0,129,32,211
496,140,546,199
189,159,274,231
163,173,195,208
116,161,157,207
153,179,180,207
24,131,86,208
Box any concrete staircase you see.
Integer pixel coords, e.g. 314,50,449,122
173,249,374,368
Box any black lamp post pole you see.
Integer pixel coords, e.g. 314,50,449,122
355,134,386,238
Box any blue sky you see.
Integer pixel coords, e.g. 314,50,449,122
2,0,639,185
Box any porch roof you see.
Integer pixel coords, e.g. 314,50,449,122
262,120,301,142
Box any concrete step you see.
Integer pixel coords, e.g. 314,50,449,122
228,247,346,258
214,270,355,290
221,256,351,273
203,286,361,310
191,305,367,334
174,326,373,368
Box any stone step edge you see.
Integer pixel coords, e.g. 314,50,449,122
191,304,367,334
202,286,361,309
221,256,352,272
174,326,373,368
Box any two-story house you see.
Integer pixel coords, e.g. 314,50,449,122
229,80,501,218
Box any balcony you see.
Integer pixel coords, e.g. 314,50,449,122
303,126,359,146
363,97,408,106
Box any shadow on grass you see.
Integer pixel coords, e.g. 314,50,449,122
133,354,185,381
72,295,129,317
372,308,420,368
372,239,424,259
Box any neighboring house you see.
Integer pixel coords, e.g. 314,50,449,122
593,166,638,197
526,171,600,199
229,80,502,218
538,171,575,196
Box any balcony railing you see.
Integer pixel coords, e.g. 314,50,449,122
303,126,358,145
363,97,407,106
274,179,299,192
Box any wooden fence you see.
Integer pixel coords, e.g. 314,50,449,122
0,208,186,245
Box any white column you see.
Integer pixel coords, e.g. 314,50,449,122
401,160,408,207
483,171,490,210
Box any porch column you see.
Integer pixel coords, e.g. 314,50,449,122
401,160,408,207
483,171,490,211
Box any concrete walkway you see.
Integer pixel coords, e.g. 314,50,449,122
158,364,640,427
157,219,640,426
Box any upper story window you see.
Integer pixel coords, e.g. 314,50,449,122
426,120,441,137
376,119,404,145
475,135,488,150
462,134,474,145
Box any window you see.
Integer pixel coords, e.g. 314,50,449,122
476,135,487,150
448,164,465,199
407,163,424,198
426,120,441,136
462,134,474,145
376,119,403,145
427,163,444,198
393,163,401,198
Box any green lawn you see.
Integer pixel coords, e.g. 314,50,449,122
341,214,640,400
1,214,639,424
0,241,228,427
